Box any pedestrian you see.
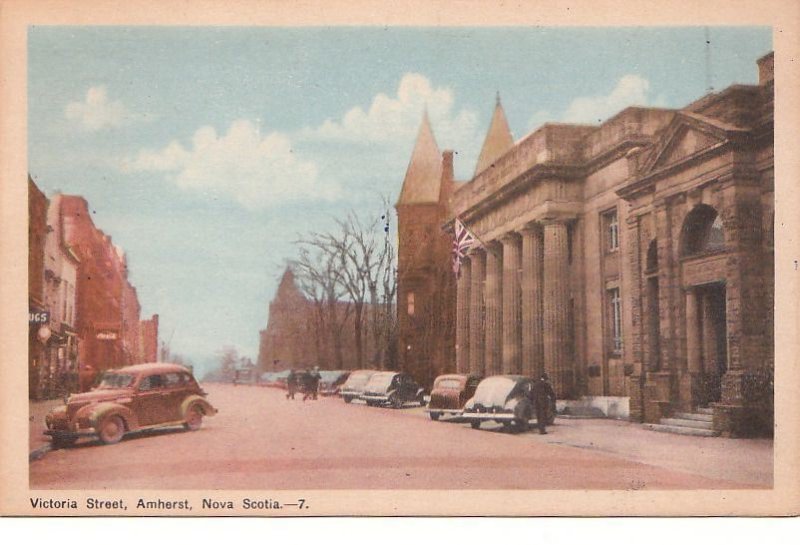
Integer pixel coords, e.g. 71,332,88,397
286,369,297,400
531,373,556,435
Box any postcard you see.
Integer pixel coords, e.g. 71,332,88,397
1,0,798,517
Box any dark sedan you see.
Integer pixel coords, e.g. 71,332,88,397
461,375,555,432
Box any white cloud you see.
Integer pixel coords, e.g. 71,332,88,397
65,85,145,130
562,75,652,124
302,73,480,151
299,72,482,180
125,120,338,209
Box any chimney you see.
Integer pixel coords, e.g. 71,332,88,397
757,51,774,85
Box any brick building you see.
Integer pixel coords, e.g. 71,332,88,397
139,313,160,362
398,52,774,436
28,176,49,399
395,113,457,387
257,268,383,372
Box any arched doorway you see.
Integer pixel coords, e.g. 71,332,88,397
680,204,729,406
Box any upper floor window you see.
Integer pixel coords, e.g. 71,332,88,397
407,292,415,316
603,209,619,253
607,287,623,354
681,204,725,256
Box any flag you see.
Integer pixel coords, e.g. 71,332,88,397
452,218,477,277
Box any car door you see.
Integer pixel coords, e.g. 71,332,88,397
161,372,186,421
399,374,415,401
132,374,169,426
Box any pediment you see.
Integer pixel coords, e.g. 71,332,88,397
638,113,741,175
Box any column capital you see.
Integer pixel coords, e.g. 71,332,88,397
517,222,542,235
500,231,521,244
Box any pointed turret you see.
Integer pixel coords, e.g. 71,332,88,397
396,111,443,205
474,93,514,176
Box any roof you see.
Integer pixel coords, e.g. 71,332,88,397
110,363,192,375
396,112,443,205
474,95,514,176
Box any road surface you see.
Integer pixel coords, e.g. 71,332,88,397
30,383,768,489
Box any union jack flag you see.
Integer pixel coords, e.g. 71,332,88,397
452,218,477,277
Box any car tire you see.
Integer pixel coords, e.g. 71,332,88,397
470,421,481,429
389,393,403,409
343,396,353,404
98,415,125,445
513,407,531,433
184,405,204,431
429,412,441,421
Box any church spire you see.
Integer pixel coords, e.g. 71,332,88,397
474,92,514,176
396,110,443,205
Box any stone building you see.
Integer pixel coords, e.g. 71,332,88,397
395,113,457,387
40,192,81,397
399,52,774,436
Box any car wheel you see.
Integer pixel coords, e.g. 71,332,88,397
513,408,531,433
343,396,353,404
429,412,441,421
418,394,427,407
389,393,403,409
184,405,204,431
470,421,481,429
98,415,125,445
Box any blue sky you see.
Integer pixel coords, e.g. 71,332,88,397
28,26,772,374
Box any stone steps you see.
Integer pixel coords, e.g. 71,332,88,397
643,407,721,437
642,423,720,437
660,417,714,430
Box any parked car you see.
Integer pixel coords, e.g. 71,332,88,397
44,363,217,447
426,373,482,421
461,375,555,432
361,371,425,408
339,369,379,403
318,370,350,396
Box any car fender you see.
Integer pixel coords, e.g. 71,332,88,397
464,396,476,411
510,398,532,420
415,387,425,399
181,395,217,418
86,402,138,431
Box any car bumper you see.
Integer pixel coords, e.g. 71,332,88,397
425,408,463,415
461,412,518,421
361,394,389,402
44,428,97,440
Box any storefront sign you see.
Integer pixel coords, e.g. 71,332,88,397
29,311,50,324
96,331,118,341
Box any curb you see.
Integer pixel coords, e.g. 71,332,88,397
29,444,51,462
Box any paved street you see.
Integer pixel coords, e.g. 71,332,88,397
30,384,771,490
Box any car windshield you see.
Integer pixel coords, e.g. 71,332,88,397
97,373,136,389
435,378,463,390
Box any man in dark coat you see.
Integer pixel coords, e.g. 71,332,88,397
531,373,556,435
286,369,298,400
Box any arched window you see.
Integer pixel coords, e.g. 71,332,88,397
681,205,725,256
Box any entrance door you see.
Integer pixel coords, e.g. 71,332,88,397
700,283,728,404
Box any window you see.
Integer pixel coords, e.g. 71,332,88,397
608,288,622,353
681,205,725,256
603,209,619,252
407,292,415,316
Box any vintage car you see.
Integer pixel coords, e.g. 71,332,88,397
361,371,425,408
426,373,482,421
461,375,555,432
318,370,350,396
339,369,378,403
44,363,217,447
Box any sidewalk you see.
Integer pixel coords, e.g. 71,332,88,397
29,398,63,456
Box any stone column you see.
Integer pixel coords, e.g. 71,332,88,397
501,233,522,374
701,290,717,375
484,243,503,377
543,221,573,398
468,251,486,377
686,288,701,374
455,258,471,374
520,225,544,378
